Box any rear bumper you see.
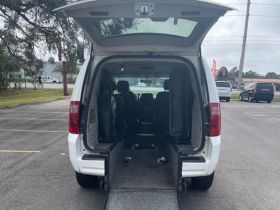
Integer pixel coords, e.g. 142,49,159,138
68,134,221,178
218,91,231,98
253,94,274,101
218,94,231,98
68,134,105,176
181,136,221,178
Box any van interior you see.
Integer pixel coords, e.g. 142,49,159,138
83,58,206,189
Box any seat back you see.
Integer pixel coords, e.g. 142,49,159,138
116,80,138,133
139,93,154,123
154,79,170,133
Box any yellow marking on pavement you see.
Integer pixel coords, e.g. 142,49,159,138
0,129,66,133
0,150,40,153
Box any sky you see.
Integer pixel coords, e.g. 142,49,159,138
12,0,280,75
202,0,280,74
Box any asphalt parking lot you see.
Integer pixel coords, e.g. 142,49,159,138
0,100,280,210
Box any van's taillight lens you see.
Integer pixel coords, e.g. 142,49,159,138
209,103,221,137
69,101,80,134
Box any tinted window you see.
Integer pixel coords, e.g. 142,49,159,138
257,83,273,89
97,18,198,38
216,82,230,87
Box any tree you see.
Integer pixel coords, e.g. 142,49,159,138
228,67,239,81
23,58,43,89
244,70,260,78
266,72,278,79
0,47,20,89
0,0,83,78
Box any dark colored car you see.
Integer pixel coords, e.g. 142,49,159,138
240,83,274,103
275,83,280,91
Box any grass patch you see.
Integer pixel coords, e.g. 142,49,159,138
0,88,72,108
231,93,280,102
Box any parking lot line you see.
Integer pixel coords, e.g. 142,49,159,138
0,129,66,133
0,118,67,121
0,110,67,113
0,150,40,153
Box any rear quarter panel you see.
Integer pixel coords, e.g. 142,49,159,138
202,58,220,103
71,56,103,101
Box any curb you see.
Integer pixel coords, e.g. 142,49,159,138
0,97,71,110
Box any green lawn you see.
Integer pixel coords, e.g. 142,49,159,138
231,93,280,102
0,88,72,108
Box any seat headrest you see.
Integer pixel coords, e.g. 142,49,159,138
108,81,116,92
117,80,129,93
163,79,170,91
101,80,116,94
140,93,154,106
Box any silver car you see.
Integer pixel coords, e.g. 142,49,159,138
216,81,232,102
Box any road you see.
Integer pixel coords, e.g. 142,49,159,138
0,100,279,210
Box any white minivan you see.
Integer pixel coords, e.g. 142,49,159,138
216,81,232,102
41,76,61,83
56,0,231,192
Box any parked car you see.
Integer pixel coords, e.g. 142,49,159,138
41,76,61,83
215,81,232,102
55,0,232,192
274,83,280,91
240,83,274,103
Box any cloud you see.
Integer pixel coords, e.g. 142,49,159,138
202,0,280,74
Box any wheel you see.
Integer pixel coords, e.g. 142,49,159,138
226,98,230,102
191,173,214,190
75,172,100,188
267,100,272,103
239,95,243,101
248,95,253,102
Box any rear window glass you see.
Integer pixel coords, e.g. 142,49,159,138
257,83,273,89
96,18,198,38
216,82,230,87
114,76,168,95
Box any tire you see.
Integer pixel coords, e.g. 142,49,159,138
240,95,243,101
248,95,253,103
191,173,214,190
227,98,230,102
75,172,100,188
267,100,272,103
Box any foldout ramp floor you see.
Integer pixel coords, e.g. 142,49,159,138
104,148,180,210
105,189,179,210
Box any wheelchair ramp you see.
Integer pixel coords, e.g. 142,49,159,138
105,189,180,210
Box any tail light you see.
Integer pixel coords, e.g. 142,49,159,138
209,103,221,137
69,101,80,134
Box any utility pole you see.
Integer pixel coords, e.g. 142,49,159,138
238,0,251,90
